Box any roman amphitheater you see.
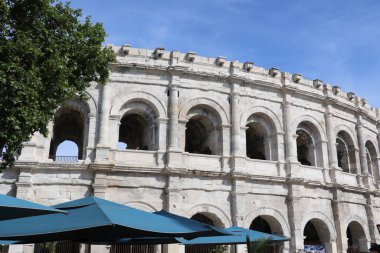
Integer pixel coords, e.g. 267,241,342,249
1,45,380,253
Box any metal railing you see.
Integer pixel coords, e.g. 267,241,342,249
54,156,78,163
110,245,155,253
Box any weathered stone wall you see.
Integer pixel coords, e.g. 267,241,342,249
2,45,380,253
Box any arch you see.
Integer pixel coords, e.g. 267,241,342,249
118,100,159,151
291,115,327,141
241,106,283,132
343,215,370,242
296,121,324,167
244,207,290,237
57,98,90,118
184,104,224,155
301,211,336,242
84,91,98,116
334,125,358,147
56,141,79,157
179,97,229,125
186,204,232,228
336,130,358,173
124,201,158,212
110,90,166,118
49,101,88,161
366,136,379,154
245,111,279,161
365,140,378,176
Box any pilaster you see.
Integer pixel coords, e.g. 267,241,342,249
95,83,111,162
8,168,33,253
331,187,347,253
286,178,305,253
366,193,380,243
230,82,241,156
167,74,180,151
91,168,110,253
357,114,369,176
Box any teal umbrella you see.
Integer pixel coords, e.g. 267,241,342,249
180,226,289,245
73,226,288,246
0,194,66,220
0,197,229,243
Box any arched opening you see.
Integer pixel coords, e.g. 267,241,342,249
304,221,321,245
365,141,378,176
185,106,222,155
49,107,85,162
303,219,331,253
245,113,278,161
119,114,156,151
346,221,367,253
55,141,79,163
250,216,272,233
296,122,322,167
297,129,314,166
250,216,284,253
336,131,357,174
246,122,268,160
185,213,223,253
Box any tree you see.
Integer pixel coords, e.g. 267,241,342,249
0,0,115,167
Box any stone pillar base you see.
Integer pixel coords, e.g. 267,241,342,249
90,245,110,253
166,150,186,172
95,146,110,163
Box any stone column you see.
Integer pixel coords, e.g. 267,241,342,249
231,83,241,156
366,194,379,243
325,104,342,184
168,83,179,150
231,178,246,253
166,73,184,171
221,125,231,170
286,179,305,253
283,94,297,163
357,114,369,175
91,169,109,253
157,118,169,168
95,83,111,162
325,104,338,169
331,188,347,253
283,92,300,179
8,168,33,253
163,175,182,253
85,115,97,162
108,115,121,150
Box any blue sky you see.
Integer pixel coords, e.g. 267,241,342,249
69,0,380,108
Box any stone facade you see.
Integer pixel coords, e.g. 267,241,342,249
2,45,380,253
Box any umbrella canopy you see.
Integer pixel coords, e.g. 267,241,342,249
0,197,229,243
75,226,288,246
180,226,289,245
0,194,66,220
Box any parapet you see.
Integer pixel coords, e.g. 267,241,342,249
107,44,378,119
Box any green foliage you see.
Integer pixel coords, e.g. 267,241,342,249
246,236,271,253
40,242,57,253
209,245,228,253
0,0,115,168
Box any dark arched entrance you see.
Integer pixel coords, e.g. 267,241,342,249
346,221,367,253
250,216,280,253
49,107,85,161
185,213,222,253
304,221,321,245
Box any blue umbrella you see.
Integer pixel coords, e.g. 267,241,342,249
0,194,66,220
0,197,229,243
74,226,287,246
180,226,289,245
